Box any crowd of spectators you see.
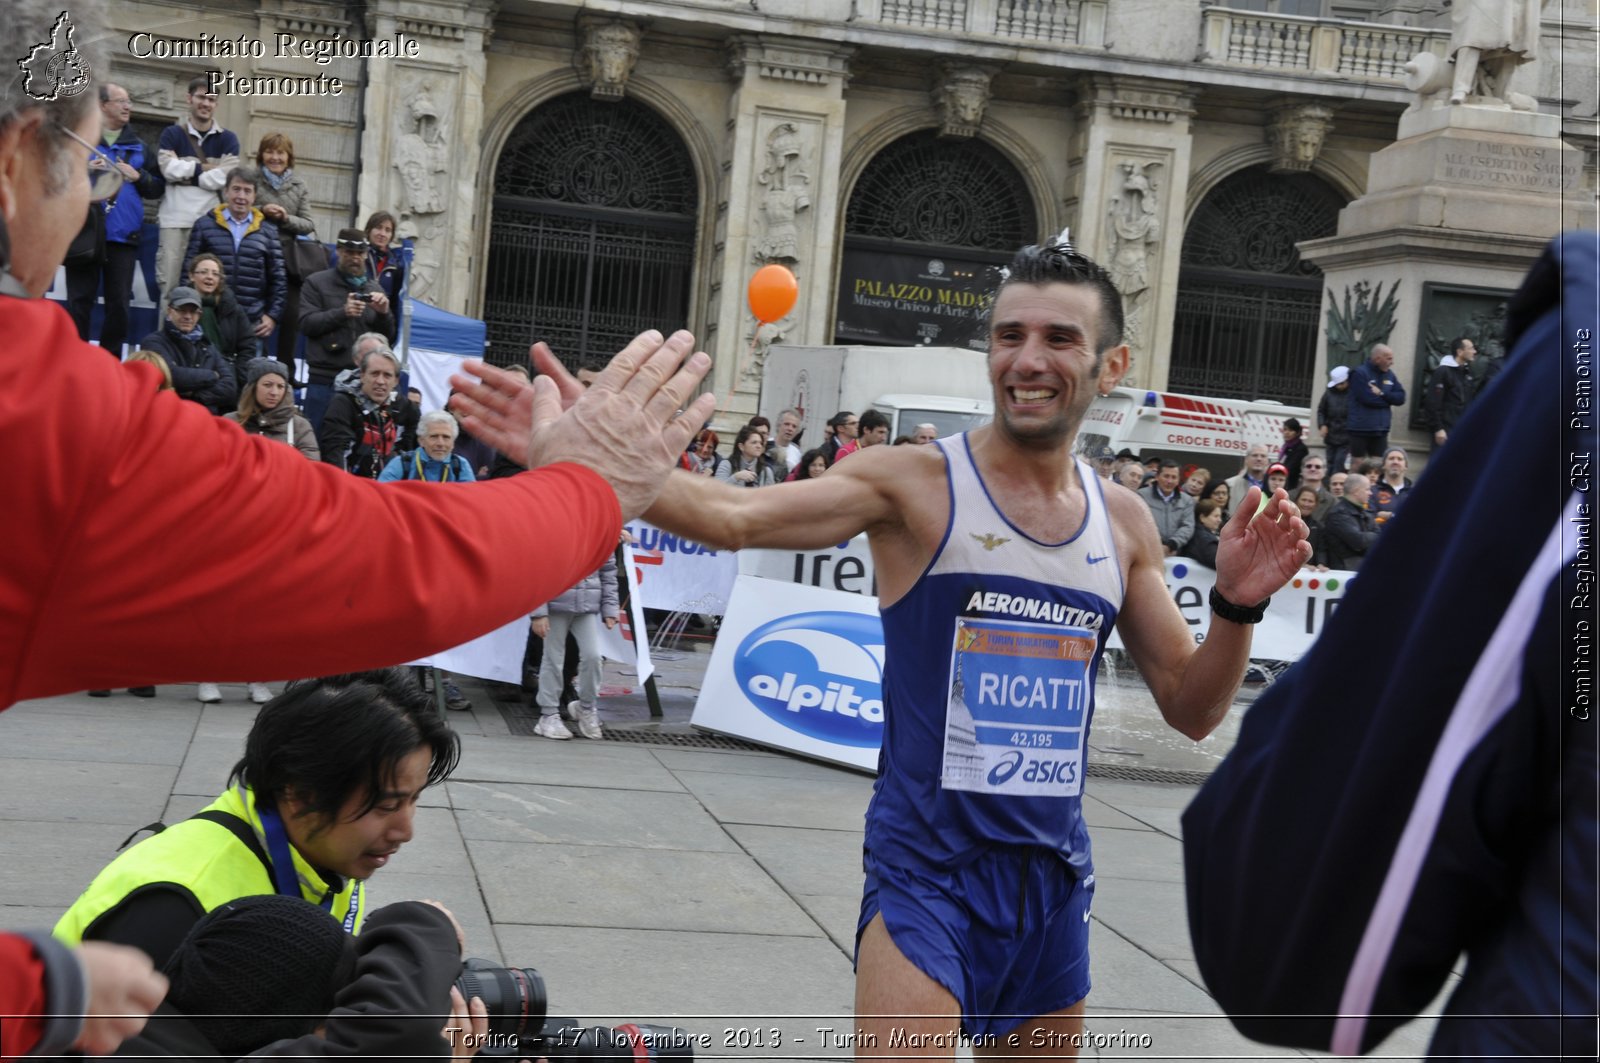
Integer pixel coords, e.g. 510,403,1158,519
65,72,410,436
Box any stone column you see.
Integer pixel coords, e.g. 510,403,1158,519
1065,77,1195,391
711,36,853,417
356,0,495,314
1300,102,1589,465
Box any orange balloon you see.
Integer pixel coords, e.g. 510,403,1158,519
747,264,798,324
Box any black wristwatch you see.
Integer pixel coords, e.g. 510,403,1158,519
1209,585,1270,625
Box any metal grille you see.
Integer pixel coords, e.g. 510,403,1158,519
486,93,697,368
1169,278,1321,403
1180,166,1342,277
845,131,1036,252
1170,166,1341,402
601,728,769,752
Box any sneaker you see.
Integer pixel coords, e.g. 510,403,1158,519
571,700,603,740
196,683,222,704
128,687,156,698
88,690,110,697
247,683,273,705
533,713,573,740
443,679,472,712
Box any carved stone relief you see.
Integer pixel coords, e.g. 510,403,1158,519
752,121,814,267
576,18,642,101
1105,160,1161,357
1268,103,1335,174
933,65,995,139
392,77,452,300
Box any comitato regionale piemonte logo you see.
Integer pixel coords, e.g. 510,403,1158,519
17,12,93,102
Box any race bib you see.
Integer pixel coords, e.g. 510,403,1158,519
940,616,1093,797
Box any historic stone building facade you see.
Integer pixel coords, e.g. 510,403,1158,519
105,0,1597,419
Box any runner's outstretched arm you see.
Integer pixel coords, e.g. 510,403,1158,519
644,451,906,551
1116,485,1310,741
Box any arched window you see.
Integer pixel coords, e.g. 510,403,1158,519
485,93,698,368
835,131,1036,348
1170,165,1344,402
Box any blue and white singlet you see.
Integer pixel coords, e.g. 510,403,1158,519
866,434,1124,875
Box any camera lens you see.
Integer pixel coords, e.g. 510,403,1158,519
455,957,547,1041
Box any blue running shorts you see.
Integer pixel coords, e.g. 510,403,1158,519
856,847,1094,1040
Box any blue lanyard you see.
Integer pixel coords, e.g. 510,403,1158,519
254,796,361,930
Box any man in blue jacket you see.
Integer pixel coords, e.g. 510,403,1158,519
1345,343,1406,461
182,166,286,360
1182,230,1598,1060
64,83,162,357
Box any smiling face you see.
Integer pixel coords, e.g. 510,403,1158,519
1296,489,1320,518
187,87,218,127
808,454,827,478
987,282,1126,451
100,85,132,132
368,220,394,251
189,259,222,295
261,147,289,175
282,745,429,880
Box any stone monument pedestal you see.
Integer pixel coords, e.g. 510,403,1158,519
1299,100,1590,469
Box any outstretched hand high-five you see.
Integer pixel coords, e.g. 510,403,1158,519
1213,486,1313,605
449,330,717,521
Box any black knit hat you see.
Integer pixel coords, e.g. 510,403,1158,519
164,895,357,1056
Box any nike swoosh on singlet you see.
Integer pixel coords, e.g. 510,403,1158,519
1087,554,1109,564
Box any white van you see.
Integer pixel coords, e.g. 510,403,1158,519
1077,386,1310,478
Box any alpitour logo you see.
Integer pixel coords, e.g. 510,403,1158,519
733,612,886,747
18,12,93,102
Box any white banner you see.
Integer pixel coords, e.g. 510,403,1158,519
598,542,655,684
1104,560,1353,661
738,534,877,597
692,575,885,772
403,345,467,415
411,614,529,683
623,522,739,614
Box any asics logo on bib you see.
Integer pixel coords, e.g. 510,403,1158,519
987,750,1026,784
733,612,886,747
995,755,1078,788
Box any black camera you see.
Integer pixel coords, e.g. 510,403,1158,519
352,292,373,302
456,958,694,1063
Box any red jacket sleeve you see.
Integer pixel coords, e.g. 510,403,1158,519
2,298,621,705
1,933,48,1057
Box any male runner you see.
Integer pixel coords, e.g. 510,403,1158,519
494,243,1310,1056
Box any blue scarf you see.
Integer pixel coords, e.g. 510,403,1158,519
261,167,291,191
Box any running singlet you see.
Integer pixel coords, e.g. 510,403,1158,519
866,435,1124,875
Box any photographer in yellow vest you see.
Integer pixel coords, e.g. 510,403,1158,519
55,669,459,967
